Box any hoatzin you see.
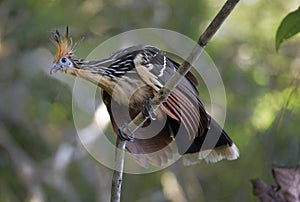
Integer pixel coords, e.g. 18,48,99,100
50,27,239,167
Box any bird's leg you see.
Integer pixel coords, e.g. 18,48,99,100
117,125,134,142
142,98,157,120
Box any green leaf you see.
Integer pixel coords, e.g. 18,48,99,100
275,7,300,51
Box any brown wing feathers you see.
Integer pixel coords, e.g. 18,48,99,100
144,50,209,139
102,89,175,167
164,90,200,140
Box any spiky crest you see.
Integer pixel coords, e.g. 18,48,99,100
50,26,72,63
51,26,84,63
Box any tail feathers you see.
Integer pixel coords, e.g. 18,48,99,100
182,144,239,166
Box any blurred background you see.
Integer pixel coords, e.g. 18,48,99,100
0,0,300,201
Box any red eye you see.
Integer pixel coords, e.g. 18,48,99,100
61,57,67,63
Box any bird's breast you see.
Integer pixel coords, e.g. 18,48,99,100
110,75,154,107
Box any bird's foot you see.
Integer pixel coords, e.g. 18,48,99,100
142,98,157,120
117,125,134,142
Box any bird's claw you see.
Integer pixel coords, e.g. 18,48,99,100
117,127,134,142
142,98,157,120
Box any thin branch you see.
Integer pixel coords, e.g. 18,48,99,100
110,0,240,201
122,0,240,137
111,139,126,202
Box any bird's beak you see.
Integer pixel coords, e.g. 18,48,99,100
50,63,61,75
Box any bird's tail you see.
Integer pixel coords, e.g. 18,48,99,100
181,116,239,165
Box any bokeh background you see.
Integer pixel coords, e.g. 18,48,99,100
1,0,300,201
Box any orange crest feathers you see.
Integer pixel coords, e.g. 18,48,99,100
50,26,73,62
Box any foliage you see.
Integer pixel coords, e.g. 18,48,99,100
276,7,300,51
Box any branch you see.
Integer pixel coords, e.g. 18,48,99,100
123,0,240,138
111,139,126,202
252,167,300,202
110,0,240,201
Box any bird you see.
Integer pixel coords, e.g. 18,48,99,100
50,27,239,167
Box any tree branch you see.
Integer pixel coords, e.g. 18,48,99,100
123,0,240,138
111,139,126,202
110,0,240,201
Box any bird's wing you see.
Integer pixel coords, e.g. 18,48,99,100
101,90,176,167
134,46,209,139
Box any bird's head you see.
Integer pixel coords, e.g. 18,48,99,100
50,27,80,75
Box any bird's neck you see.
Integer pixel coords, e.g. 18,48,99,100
67,63,144,105
67,67,116,94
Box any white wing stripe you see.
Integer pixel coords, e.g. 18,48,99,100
158,55,167,77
